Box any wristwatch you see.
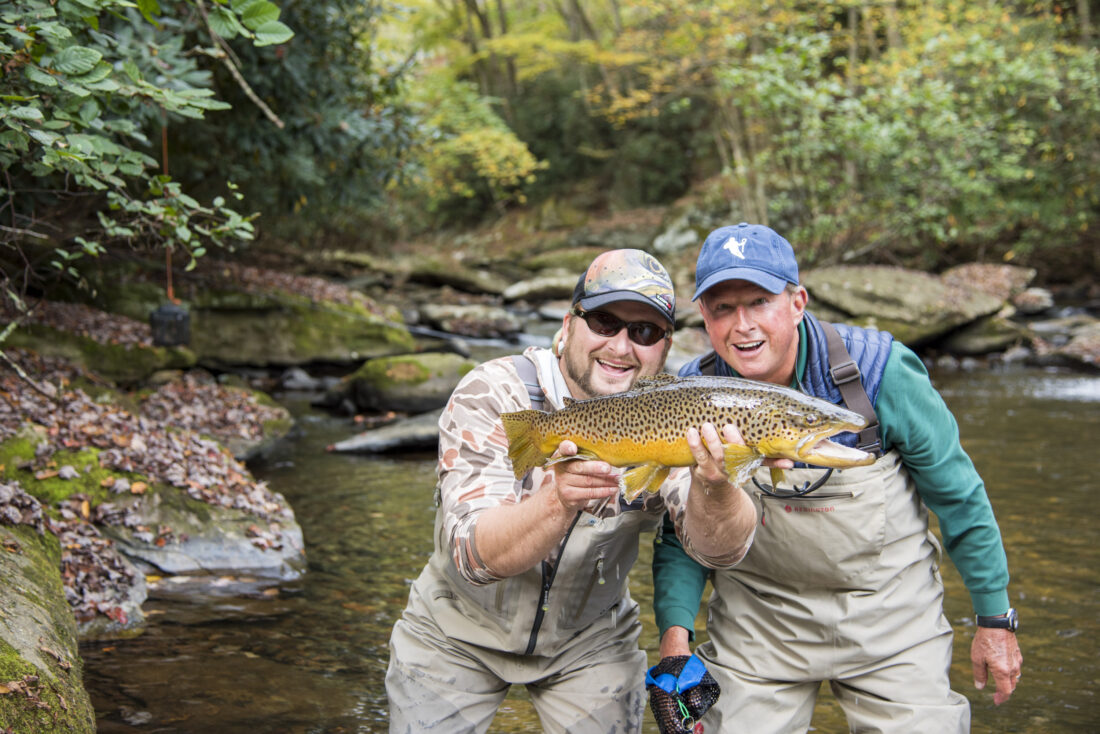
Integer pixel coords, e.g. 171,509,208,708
976,607,1019,632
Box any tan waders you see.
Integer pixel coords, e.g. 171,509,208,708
697,452,970,733
387,509,656,733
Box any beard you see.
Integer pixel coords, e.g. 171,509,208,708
560,324,669,400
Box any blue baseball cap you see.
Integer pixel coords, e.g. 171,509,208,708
692,223,800,300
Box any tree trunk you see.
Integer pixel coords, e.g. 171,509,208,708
884,1,901,50
863,2,880,61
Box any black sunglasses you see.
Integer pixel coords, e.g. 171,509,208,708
571,307,670,347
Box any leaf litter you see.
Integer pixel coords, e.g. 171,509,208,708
0,348,295,627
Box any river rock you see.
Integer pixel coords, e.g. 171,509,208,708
418,303,525,339
940,263,1036,301
939,310,1032,356
70,259,417,368
503,272,578,302
1012,287,1055,315
96,486,306,580
341,352,477,414
1032,316,1100,370
803,265,1004,347
187,289,415,368
329,410,443,453
404,255,512,296
7,321,196,385
0,523,96,732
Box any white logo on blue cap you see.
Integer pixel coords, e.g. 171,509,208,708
722,235,747,260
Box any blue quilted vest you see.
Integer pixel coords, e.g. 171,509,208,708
678,312,894,450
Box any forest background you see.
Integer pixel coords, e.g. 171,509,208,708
2,0,1098,318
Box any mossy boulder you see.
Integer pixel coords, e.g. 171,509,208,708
939,311,1032,356
6,323,196,385
343,352,477,414
187,289,415,367
403,255,512,296
1,436,305,583
803,265,1004,347
96,486,306,580
0,525,95,733
55,259,417,368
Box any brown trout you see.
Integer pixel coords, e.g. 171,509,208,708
501,374,876,501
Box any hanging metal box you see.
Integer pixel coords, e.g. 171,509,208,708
149,303,191,346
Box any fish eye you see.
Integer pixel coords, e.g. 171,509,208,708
804,413,820,426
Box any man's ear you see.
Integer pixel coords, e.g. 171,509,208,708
791,286,809,323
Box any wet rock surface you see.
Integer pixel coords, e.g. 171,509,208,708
0,347,304,645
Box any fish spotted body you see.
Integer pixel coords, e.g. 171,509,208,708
501,374,876,501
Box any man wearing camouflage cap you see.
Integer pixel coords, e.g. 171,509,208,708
386,249,767,733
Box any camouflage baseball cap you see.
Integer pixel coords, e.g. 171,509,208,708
571,249,676,326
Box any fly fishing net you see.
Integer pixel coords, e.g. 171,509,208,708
646,655,720,734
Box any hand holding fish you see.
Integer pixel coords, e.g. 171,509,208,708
688,423,795,492
546,439,620,513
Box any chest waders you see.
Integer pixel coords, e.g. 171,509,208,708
693,325,968,733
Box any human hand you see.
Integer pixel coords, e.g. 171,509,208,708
646,655,720,734
688,424,793,491
549,440,619,513
971,627,1023,705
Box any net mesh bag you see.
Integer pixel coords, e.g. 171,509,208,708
646,655,720,734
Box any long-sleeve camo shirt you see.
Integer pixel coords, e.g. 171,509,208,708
438,346,746,586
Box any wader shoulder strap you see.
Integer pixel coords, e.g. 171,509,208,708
698,351,718,376
819,321,882,454
511,354,546,411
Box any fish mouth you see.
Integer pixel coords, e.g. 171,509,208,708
789,422,876,468
797,437,876,467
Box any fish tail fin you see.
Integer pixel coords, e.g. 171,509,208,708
723,443,764,487
620,463,671,503
501,410,549,479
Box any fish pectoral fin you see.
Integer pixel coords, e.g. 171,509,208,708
544,448,602,468
722,443,765,487
769,466,786,489
619,463,671,503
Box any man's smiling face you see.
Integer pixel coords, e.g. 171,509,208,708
560,300,670,400
699,280,807,386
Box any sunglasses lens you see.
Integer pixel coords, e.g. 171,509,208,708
628,323,663,346
579,311,666,346
586,311,624,337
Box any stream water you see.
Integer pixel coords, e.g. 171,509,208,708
81,364,1100,733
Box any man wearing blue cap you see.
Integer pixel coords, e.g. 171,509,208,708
651,223,1023,733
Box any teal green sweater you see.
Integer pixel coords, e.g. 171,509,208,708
653,333,1011,638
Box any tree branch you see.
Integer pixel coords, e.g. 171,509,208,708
194,0,285,129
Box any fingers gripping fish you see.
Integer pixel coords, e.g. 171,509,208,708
501,374,876,502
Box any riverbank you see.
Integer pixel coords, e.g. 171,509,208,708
1,247,1097,730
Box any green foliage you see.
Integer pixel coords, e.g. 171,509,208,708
395,73,547,222
161,0,412,242
0,0,286,310
568,0,1098,271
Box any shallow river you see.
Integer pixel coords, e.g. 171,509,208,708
82,364,1100,733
